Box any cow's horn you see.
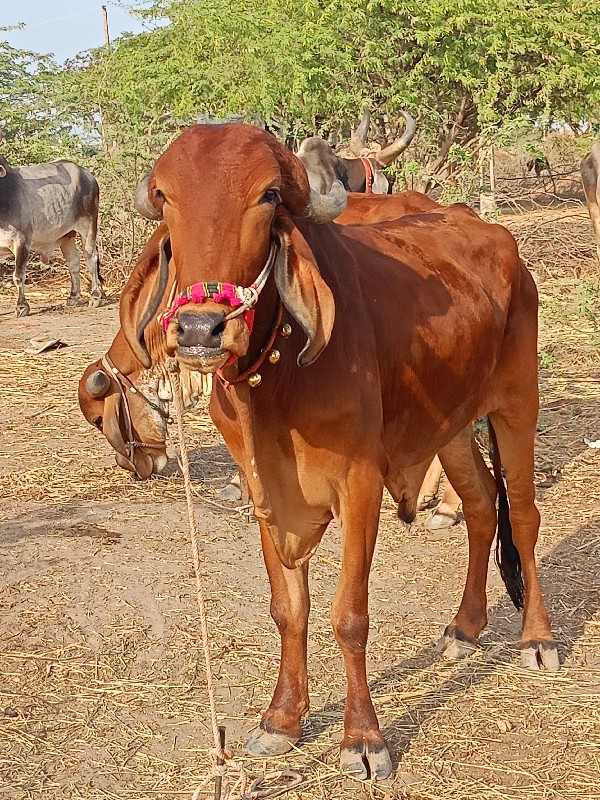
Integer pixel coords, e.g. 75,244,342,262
348,107,371,156
375,111,417,167
134,175,163,220
86,369,111,398
301,180,347,223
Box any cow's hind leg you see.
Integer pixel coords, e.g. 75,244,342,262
13,240,30,317
582,164,600,261
436,427,498,658
334,468,392,780
78,218,103,307
59,233,82,307
245,520,311,756
487,412,558,670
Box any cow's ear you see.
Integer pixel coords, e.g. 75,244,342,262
120,227,171,369
273,217,335,367
0,165,6,178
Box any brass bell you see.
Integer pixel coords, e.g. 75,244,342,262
247,373,262,387
280,323,292,338
268,349,281,364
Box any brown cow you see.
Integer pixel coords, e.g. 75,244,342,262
82,190,462,525
581,142,600,260
83,189,462,525
297,108,416,194
114,124,556,778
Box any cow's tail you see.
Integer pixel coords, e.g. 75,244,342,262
488,418,525,610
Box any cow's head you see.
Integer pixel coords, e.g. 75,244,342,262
127,123,344,375
345,108,417,167
78,347,171,479
296,110,416,195
0,155,11,179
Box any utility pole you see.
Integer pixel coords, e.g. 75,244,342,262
102,5,111,50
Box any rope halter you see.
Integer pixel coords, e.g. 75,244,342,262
101,354,172,464
158,239,278,334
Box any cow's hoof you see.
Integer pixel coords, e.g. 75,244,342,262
436,625,478,660
66,295,81,307
340,741,392,780
520,640,560,671
425,509,457,531
244,726,298,756
218,482,242,502
417,494,436,512
88,295,103,309
16,304,30,318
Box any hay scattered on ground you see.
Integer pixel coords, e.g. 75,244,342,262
1,205,600,799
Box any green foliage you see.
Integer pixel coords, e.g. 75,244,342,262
0,39,86,163
2,1,600,278
57,0,600,152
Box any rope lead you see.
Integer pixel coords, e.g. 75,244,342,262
166,358,303,800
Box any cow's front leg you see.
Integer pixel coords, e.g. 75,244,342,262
417,455,443,510
245,520,310,756
13,241,30,317
333,470,392,780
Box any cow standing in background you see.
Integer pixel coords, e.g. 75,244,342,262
297,109,416,194
0,156,102,316
581,143,600,260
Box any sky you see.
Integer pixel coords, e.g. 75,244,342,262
2,1,156,64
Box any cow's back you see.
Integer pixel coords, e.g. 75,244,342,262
15,160,99,248
300,206,526,461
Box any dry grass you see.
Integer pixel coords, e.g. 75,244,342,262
1,204,600,799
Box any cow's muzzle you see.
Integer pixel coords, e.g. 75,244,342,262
178,310,225,349
168,309,230,371
161,240,278,373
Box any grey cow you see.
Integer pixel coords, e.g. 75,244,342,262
0,156,102,316
296,108,416,195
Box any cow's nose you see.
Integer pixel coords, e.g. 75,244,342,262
177,311,225,349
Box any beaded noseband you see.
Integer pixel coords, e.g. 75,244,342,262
158,239,279,333
155,238,292,388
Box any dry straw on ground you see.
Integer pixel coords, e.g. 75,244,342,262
1,203,600,799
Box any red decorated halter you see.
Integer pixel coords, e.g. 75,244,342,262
360,157,374,194
159,239,278,334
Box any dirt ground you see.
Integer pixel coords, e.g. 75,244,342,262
1,205,600,800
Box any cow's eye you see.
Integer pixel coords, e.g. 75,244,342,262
260,189,280,205
92,416,102,430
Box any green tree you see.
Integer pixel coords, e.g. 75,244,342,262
0,35,86,163
54,0,600,191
